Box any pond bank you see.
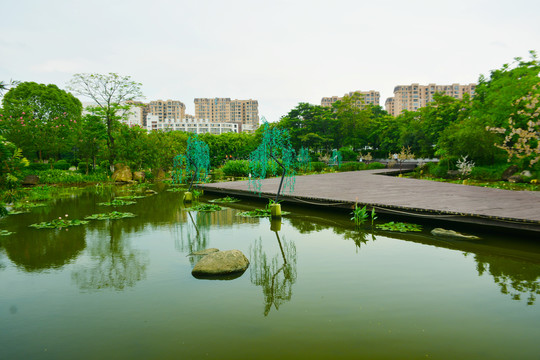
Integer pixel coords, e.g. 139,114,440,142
200,169,540,234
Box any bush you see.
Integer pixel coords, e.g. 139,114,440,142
20,169,108,184
53,160,70,170
311,162,327,172
78,162,88,170
27,163,50,171
310,153,321,162
222,160,250,177
339,147,358,162
367,162,386,170
337,162,367,172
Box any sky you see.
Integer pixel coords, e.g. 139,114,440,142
1,0,539,122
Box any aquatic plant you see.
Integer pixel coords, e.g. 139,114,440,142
0,229,14,236
29,215,89,229
376,221,422,232
186,203,223,212
209,196,241,203
115,195,146,200
85,211,136,220
238,200,290,218
98,199,136,206
351,204,369,226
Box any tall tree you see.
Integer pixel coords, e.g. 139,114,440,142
67,73,143,168
1,82,82,161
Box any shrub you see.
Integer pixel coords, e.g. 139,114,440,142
339,147,358,162
78,162,88,170
367,162,386,170
27,163,50,171
222,160,250,177
53,160,70,170
338,162,367,172
311,162,327,172
469,164,508,181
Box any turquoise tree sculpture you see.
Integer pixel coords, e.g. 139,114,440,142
172,135,210,192
330,149,342,168
248,121,296,203
298,147,311,172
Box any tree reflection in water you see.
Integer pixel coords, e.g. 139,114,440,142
173,210,210,265
71,221,148,291
475,253,540,305
250,219,297,316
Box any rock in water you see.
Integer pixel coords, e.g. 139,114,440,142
431,228,480,240
112,163,132,182
190,248,220,256
192,250,249,277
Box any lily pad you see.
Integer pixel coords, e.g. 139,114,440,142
29,218,89,229
85,211,136,220
376,221,422,232
237,209,291,218
0,230,14,236
209,196,240,203
98,199,136,206
186,204,223,212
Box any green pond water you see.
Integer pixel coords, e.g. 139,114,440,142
1,183,540,359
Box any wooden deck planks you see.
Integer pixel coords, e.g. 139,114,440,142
200,170,540,231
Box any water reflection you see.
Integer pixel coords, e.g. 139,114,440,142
475,253,540,305
71,222,148,291
174,210,210,264
3,226,86,272
250,219,297,316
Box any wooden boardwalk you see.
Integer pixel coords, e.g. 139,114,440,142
200,170,540,233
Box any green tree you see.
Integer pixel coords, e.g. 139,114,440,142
67,73,143,169
249,121,296,201
473,51,540,128
332,93,372,150
76,114,107,173
1,82,82,161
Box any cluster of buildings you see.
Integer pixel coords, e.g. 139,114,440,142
108,97,260,134
322,83,476,117
83,82,476,136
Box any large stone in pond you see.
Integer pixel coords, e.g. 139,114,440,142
112,163,132,182
431,228,480,240
192,250,249,277
133,171,145,182
190,248,219,256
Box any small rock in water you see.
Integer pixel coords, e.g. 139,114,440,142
190,248,220,256
192,250,249,277
431,228,480,240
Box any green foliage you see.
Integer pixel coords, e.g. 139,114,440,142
337,162,366,172
310,161,327,172
469,165,507,181
330,149,342,167
0,229,14,235
186,203,223,212
351,204,369,226
0,136,29,189
53,160,70,170
28,163,50,171
298,147,311,172
209,196,240,203
249,121,296,200
172,135,210,191
222,160,250,177
376,222,422,232
21,169,108,184
85,211,136,220
339,147,357,162
29,216,89,229
98,199,136,206
367,162,385,170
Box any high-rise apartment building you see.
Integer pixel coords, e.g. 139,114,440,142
385,83,476,116
147,99,186,122
194,98,259,127
321,90,380,108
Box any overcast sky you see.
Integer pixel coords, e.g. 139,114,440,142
1,0,539,121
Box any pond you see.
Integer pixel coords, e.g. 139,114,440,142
1,183,539,359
